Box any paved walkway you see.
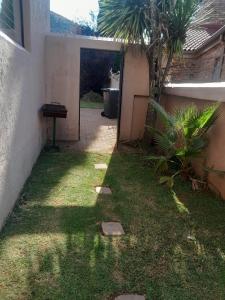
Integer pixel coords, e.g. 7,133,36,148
63,108,118,153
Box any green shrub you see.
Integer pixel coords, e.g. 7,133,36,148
147,100,221,189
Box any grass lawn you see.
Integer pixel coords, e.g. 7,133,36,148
80,100,104,109
0,151,225,299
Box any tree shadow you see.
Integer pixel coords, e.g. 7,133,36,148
26,233,117,299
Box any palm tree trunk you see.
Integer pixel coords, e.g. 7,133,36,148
160,50,173,93
143,51,157,144
144,47,174,145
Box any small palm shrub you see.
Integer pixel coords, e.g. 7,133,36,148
148,100,220,189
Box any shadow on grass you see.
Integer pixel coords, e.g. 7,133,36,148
0,150,225,299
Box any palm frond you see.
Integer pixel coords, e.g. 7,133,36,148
176,137,206,158
147,155,169,173
196,103,220,135
166,0,199,54
98,0,149,44
175,103,220,139
188,136,208,153
154,131,176,155
151,99,175,128
175,105,201,138
159,176,174,188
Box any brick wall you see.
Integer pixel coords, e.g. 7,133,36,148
170,42,225,82
170,56,199,82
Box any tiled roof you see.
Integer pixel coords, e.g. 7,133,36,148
194,0,225,26
183,27,213,52
184,24,225,52
183,0,225,52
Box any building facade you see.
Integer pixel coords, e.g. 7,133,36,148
170,0,225,83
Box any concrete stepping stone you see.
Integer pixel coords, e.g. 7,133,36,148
101,222,125,236
94,163,108,170
96,186,112,194
115,295,145,300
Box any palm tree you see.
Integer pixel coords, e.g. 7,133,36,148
147,99,220,189
98,0,199,116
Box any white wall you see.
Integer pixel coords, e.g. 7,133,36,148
0,0,50,229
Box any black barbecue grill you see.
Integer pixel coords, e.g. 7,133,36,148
42,103,67,150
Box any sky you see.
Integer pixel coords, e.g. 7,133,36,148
50,0,99,25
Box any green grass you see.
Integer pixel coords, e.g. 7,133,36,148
80,100,104,109
0,151,225,299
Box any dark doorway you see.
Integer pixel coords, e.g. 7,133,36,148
79,48,121,152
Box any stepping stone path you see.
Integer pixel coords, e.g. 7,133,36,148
115,295,145,300
101,222,125,236
94,165,144,297
96,186,112,195
94,163,108,170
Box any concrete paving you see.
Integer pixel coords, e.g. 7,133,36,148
101,222,125,236
94,163,108,170
73,108,117,153
96,186,112,195
115,296,145,300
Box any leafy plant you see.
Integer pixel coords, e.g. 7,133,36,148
98,0,200,101
147,100,220,189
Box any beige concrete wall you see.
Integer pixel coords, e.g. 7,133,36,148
0,0,50,229
120,49,149,141
45,35,121,141
45,36,149,142
130,95,148,141
163,85,225,199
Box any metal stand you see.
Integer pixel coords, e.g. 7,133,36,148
45,117,60,152
41,103,67,152
52,117,56,147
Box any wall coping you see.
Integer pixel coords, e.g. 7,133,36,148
46,33,122,44
164,82,225,102
45,33,122,51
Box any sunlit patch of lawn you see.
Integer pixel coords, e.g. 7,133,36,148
0,151,225,299
80,100,104,109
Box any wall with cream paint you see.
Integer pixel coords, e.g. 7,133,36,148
45,35,149,142
0,0,50,229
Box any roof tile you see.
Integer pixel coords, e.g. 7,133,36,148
183,27,213,51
